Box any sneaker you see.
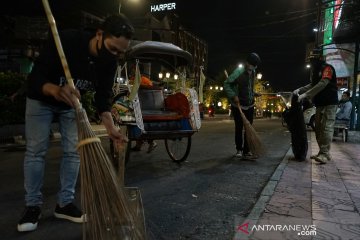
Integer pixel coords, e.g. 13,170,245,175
147,141,157,153
312,153,331,161
234,151,243,158
17,206,41,232
314,154,329,164
54,203,85,223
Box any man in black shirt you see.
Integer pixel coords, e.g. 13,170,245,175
17,14,134,232
293,49,338,164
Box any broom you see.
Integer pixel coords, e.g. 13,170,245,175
224,70,264,156
42,0,144,239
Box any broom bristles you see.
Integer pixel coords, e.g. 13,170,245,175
76,108,145,240
238,107,265,156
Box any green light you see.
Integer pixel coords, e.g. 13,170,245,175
323,1,334,45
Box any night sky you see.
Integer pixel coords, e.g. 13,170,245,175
1,0,318,91
171,0,318,91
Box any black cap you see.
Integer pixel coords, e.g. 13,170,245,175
101,14,134,39
246,52,261,67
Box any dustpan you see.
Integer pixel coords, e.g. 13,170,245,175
115,126,147,238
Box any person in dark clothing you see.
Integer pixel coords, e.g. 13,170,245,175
224,53,261,159
293,48,338,164
17,14,134,232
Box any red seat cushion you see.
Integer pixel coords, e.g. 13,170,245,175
164,93,190,118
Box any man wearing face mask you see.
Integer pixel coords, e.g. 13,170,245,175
17,14,134,232
292,48,338,164
224,53,261,159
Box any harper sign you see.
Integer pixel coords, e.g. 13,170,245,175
150,3,176,12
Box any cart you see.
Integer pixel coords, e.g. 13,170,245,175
110,41,201,166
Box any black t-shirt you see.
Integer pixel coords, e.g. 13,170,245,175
27,29,117,113
311,63,338,107
236,70,255,106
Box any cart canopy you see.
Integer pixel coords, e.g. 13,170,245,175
125,41,192,67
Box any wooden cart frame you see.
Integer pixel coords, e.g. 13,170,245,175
110,41,201,165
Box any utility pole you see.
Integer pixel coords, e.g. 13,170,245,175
350,40,359,130
315,0,322,47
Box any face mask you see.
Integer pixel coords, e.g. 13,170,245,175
96,36,117,62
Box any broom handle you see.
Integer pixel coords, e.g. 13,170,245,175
41,0,81,109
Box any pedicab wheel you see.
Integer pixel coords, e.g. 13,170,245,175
165,136,191,162
110,126,131,170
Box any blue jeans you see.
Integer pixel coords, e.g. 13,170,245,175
24,98,80,207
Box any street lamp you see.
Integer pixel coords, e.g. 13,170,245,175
306,64,311,69
238,63,244,68
166,72,171,78
158,72,163,79
174,74,178,80
257,73,263,80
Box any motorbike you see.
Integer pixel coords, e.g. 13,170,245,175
208,107,215,117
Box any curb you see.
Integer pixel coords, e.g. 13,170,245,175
234,147,293,240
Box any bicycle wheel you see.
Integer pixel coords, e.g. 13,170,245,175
165,136,191,162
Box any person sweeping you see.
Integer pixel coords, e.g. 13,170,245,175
224,53,262,160
17,14,134,232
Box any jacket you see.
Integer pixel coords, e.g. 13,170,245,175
224,67,256,108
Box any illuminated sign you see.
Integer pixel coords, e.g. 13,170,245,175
336,77,348,88
150,3,176,12
333,0,343,29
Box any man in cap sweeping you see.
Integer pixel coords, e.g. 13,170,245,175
17,14,134,232
224,53,261,160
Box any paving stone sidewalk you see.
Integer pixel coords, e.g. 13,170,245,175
235,131,360,240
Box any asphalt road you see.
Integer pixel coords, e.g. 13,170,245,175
0,117,291,240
